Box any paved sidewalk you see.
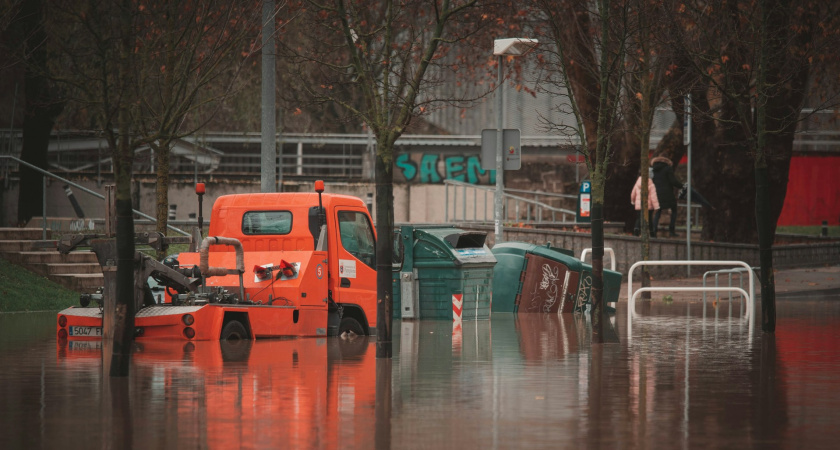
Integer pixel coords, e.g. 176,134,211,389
618,264,840,302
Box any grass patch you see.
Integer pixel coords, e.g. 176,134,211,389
777,225,840,237
0,258,81,313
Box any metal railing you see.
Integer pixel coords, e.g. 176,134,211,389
444,179,576,224
0,155,189,238
580,247,616,271
702,267,758,303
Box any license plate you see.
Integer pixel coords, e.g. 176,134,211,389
68,326,102,337
69,340,102,351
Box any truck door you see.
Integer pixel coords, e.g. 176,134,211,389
331,208,377,314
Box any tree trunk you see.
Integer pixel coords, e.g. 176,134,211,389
755,166,776,332
640,140,652,300
589,202,605,343
374,140,395,359
17,0,64,226
110,0,136,377
604,136,640,231
112,195,136,376
18,99,60,226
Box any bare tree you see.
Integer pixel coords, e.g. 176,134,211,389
661,0,838,331
126,1,263,248
278,0,499,357
47,0,262,374
535,0,630,342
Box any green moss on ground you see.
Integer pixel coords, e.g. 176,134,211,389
0,258,80,313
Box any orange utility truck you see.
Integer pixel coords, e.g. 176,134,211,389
57,181,378,341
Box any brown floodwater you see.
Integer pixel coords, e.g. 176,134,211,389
2,296,840,449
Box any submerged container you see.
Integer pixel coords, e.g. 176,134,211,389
393,225,496,320
491,242,622,313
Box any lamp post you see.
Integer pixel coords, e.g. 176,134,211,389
493,38,537,243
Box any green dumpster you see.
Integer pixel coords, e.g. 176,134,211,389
392,225,496,320
491,242,621,313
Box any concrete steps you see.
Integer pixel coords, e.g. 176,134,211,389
0,227,44,240
0,227,103,294
3,251,98,265
44,263,103,275
51,273,105,292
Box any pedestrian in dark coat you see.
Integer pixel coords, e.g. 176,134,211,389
651,156,682,237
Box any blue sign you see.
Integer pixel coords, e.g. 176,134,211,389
580,181,591,194
577,181,591,223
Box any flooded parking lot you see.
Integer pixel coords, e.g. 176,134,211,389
2,297,840,449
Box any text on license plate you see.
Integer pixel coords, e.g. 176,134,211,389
69,326,102,337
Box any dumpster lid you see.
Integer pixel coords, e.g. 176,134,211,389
491,242,583,272
444,231,486,249
411,227,497,265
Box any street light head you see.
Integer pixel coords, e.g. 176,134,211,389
493,38,539,56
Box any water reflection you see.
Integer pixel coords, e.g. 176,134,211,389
2,300,840,448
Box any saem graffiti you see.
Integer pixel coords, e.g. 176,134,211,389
395,153,496,185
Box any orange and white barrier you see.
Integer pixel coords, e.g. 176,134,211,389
452,294,463,353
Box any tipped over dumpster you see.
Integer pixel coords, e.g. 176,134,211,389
491,242,622,314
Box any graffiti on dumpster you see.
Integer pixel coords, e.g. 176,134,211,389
577,274,593,310
535,264,560,313
395,153,495,185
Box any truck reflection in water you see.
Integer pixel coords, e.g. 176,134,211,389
58,336,377,449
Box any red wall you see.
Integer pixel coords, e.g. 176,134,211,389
777,156,840,226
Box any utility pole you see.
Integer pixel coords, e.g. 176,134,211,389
684,94,692,276
260,0,276,193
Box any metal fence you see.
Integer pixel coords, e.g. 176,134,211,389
444,179,577,225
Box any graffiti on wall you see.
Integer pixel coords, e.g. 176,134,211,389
395,153,496,184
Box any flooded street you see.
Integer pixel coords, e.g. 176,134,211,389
2,297,840,449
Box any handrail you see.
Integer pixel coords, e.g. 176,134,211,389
702,267,758,303
580,247,616,271
631,287,749,305
444,179,576,223
505,187,578,200
0,155,189,237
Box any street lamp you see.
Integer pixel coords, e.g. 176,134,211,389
493,38,538,243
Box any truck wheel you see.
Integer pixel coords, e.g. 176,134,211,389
220,320,249,340
339,317,364,337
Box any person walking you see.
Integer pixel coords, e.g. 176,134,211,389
631,170,660,237
651,156,683,237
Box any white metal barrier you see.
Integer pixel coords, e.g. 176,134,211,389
627,260,754,320
702,267,758,303
580,247,616,271
631,287,750,308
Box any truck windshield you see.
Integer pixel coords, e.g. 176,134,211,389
242,211,293,235
338,211,376,268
